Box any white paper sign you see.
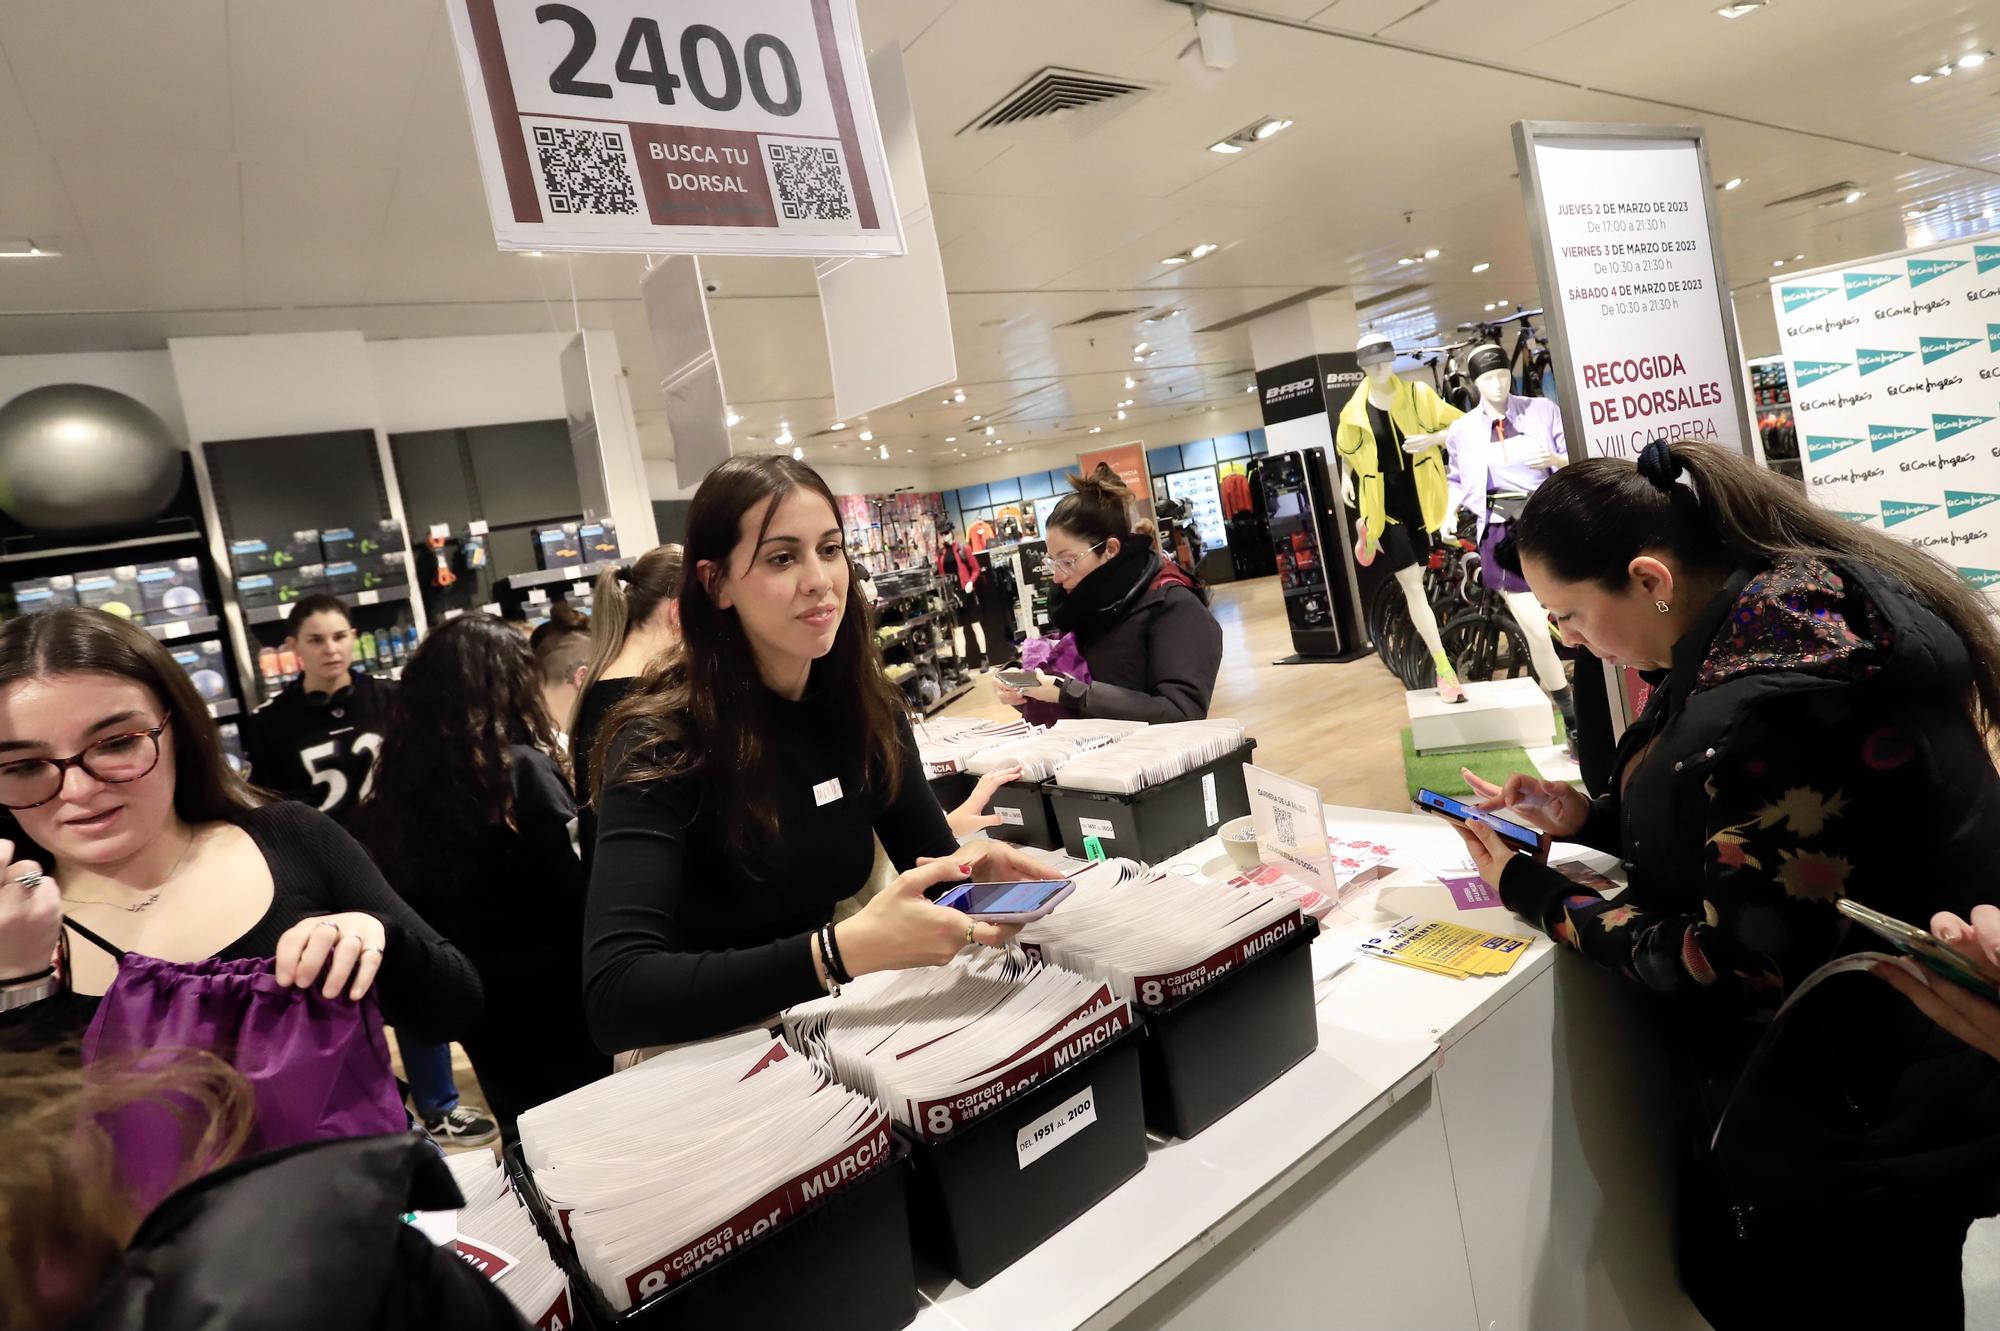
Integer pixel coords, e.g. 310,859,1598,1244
1077,816,1116,840
1773,231,2000,593
1016,1085,1096,1169
1520,126,1749,460
445,0,904,257
1243,762,1334,899
994,805,1025,827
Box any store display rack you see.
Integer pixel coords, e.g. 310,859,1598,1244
874,570,975,716
242,582,412,626
142,614,222,642
498,557,630,591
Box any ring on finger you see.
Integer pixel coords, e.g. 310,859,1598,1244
964,920,976,946
14,870,43,890
360,946,383,958
314,920,341,935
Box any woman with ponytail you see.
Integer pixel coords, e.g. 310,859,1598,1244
993,466,1222,722
1449,439,2000,1327
570,545,682,867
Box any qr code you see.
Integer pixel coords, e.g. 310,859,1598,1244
766,140,853,222
1271,806,1297,846
532,124,639,217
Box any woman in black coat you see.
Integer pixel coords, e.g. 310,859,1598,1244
994,467,1222,722
1452,440,2000,1330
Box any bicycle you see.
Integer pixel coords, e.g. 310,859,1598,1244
1367,529,1541,691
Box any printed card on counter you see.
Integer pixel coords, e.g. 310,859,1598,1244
1359,915,1535,979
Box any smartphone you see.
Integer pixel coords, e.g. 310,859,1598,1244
996,669,1043,689
1837,899,2000,1002
1415,788,1547,859
933,879,1074,924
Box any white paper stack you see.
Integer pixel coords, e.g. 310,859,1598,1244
1020,866,1305,1012
448,1155,576,1330
783,949,1132,1140
1051,720,1248,794
518,1032,893,1313
914,716,1031,776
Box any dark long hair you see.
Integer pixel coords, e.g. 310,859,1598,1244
1511,440,2000,729
593,457,905,859
0,608,259,852
353,614,566,890
1047,464,1153,551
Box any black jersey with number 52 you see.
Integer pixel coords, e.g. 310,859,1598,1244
242,671,396,827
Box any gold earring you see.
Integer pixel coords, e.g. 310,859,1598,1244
1655,599,1672,614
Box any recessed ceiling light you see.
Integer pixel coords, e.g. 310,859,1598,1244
1844,189,1865,204
831,421,847,430
725,409,742,427
984,426,995,436
1208,140,1245,155
1484,303,1497,311
971,414,983,421
1117,410,1127,420
1423,248,1441,259
1133,356,1145,364
953,390,966,403
878,443,889,459
1397,257,1415,266
1960,50,1990,69
1190,242,1219,259
1244,384,1255,392
858,430,873,441
1089,426,1102,433
1124,376,1136,389
1161,254,1189,265
1714,2,1764,16
1936,65,1955,77
1133,342,1148,353
791,445,804,460
1254,117,1293,140
1470,261,1490,274
0,239,59,258
1771,259,1786,267
523,250,544,257
1118,399,1134,408
944,436,957,443
905,448,914,454
1910,72,1932,83
1793,253,1805,261
776,429,793,446
1722,177,1744,190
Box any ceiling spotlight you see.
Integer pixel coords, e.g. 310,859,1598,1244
1208,140,1245,155
1793,253,1805,261
791,445,804,461
984,426,995,436
1124,376,1136,389
1936,65,1955,77
1844,189,1865,204
905,448,914,454
1118,399,1135,408
1484,303,1497,311
725,409,742,427
523,250,544,257
972,414,983,421
1397,257,1415,266
953,390,966,403
1253,117,1294,140
1190,242,1219,259
1714,2,1764,16
1423,248,1441,259
1722,177,1744,190
1244,384,1255,392
1161,254,1189,265
878,443,889,460
776,429,793,447
944,435,957,443
1772,259,1785,267
1117,410,1127,421
858,430,873,441
1089,426,1103,434
831,421,847,430
1910,72,1932,83
1960,50,1990,69
1133,342,1148,353
1133,356,1145,364
1470,261,1491,273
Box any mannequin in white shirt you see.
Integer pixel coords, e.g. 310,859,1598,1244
1444,348,1577,744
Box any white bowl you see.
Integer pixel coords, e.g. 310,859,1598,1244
1219,815,1260,868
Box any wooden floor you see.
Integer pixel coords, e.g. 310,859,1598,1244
937,574,1414,812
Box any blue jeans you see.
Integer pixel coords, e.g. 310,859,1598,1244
397,1034,459,1118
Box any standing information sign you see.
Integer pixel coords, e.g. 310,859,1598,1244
1771,231,2000,593
1243,763,1335,902
1513,122,1753,462
446,0,904,257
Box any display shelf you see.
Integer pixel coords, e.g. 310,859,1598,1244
923,680,974,715
0,527,203,566
243,583,411,626
499,558,628,591
1283,582,1328,599
206,697,241,720
142,615,221,642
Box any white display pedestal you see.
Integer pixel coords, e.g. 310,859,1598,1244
1408,677,1555,755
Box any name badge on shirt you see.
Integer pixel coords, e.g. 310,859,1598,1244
812,777,844,807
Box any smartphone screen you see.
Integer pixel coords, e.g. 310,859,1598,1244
1838,900,2000,1002
935,880,1070,916
997,670,1041,689
1416,788,1545,852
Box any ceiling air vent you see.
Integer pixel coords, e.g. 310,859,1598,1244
959,68,1156,142
1056,306,1149,328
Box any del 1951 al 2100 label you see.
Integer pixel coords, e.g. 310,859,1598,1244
1017,1086,1097,1169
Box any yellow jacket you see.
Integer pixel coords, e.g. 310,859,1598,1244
1333,375,1462,536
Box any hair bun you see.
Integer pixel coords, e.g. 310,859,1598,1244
1636,439,1683,490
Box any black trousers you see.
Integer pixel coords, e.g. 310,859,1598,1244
1679,1158,1973,1329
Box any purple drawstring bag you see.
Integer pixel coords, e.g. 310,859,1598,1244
1017,632,1091,726
83,953,409,1213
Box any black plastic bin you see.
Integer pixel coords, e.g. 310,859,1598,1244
505,1138,918,1331
901,1014,1147,1285
927,769,976,815
983,778,1062,850
1137,911,1319,1138
1048,740,1257,863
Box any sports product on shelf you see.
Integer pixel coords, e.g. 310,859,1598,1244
782,949,1131,1139
518,1033,892,1313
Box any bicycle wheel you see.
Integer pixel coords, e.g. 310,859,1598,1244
1441,610,1533,683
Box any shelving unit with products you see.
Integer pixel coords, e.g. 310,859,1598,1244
1746,356,1801,486
871,569,974,716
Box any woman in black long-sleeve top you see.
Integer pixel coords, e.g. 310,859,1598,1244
0,609,480,1057
583,457,1052,1055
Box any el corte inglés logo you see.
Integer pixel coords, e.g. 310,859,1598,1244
1935,413,1996,443
1828,510,1878,524
1845,271,1901,300
1907,258,1967,287
1806,435,1863,462
1976,246,2000,276
1920,336,1981,364
1781,285,1838,313
1791,360,1850,386
1856,348,1912,376
1946,491,2000,520
1882,499,1940,527
1988,324,2000,354
1868,423,1927,452
1959,568,2000,591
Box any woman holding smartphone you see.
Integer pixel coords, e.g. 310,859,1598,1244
0,608,480,1057
1449,441,2000,1329
583,457,1051,1054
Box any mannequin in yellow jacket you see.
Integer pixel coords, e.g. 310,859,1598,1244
1334,333,1468,702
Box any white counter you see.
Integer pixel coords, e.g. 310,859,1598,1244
913,807,1708,1331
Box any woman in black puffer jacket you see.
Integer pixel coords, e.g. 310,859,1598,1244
994,467,1222,723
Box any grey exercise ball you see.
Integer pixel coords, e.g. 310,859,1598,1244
0,384,183,531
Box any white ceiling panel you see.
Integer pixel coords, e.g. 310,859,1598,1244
1378,0,1637,59
240,163,398,308
1309,0,1437,36
56,148,243,309
227,0,438,167
0,0,232,152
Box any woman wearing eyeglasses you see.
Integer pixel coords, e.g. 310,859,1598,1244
0,608,480,1057
993,467,1222,722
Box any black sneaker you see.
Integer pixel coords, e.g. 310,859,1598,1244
422,1105,499,1148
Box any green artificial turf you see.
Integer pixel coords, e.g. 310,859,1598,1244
1399,729,1540,804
